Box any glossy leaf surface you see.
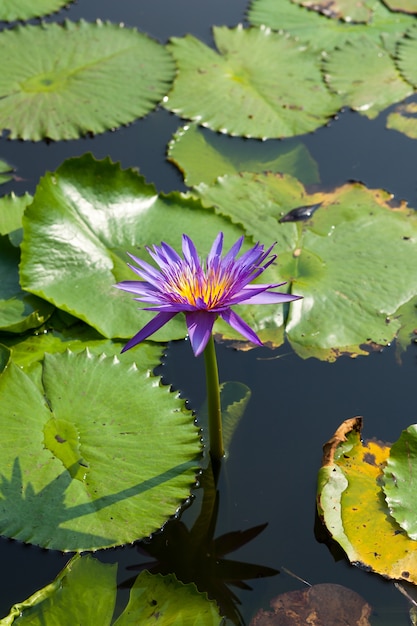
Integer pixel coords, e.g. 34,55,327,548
197,173,417,359
19,154,262,345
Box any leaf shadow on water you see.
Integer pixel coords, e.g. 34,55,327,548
0,457,195,551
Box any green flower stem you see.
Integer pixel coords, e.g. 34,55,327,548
203,334,224,461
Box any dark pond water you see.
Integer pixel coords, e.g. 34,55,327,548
1,0,417,624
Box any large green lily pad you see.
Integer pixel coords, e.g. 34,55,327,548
0,0,74,21
0,21,174,140
20,153,270,346
164,25,340,139
0,347,200,551
317,417,417,583
196,172,417,359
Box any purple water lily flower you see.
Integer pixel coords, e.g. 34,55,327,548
116,233,301,357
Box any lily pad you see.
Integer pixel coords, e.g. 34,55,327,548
20,153,257,346
168,123,319,187
317,417,417,583
197,173,417,359
164,25,340,139
383,0,417,13
0,0,74,21
324,36,412,119
0,556,222,625
383,425,417,540
387,101,417,138
0,193,32,246
248,0,416,54
0,348,200,550
396,25,417,88
0,21,175,140
291,0,375,23
1,555,116,625
113,571,222,625
0,234,54,333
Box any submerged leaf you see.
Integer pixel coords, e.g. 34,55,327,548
0,21,174,140
168,123,319,186
165,25,340,139
0,348,200,551
317,418,417,583
250,583,372,625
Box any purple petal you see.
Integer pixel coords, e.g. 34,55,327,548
219,308,262,347
182,234,200,267
185,311,216,356
114,281,161,296
223,236,244,263
207,232,224,264
121,312,176,353
238,291,302,304
160,241,182,264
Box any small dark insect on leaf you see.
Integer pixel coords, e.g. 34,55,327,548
279,202,322,223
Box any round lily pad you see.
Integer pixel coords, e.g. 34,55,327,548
0,21,175,140
197,173,417,359
0,347,200,551
164,25,340,139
